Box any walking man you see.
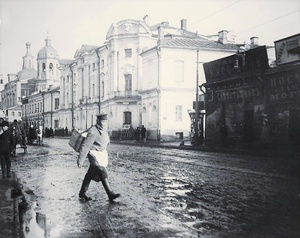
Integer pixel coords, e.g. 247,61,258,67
77,113,120,201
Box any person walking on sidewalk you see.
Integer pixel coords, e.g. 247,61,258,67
77,113,120,202
0,121,14,178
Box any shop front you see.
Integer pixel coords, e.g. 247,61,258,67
203,33,300,146
265,66,300,144
203,46,269,145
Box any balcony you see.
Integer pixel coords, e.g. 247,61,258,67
112,90,140,102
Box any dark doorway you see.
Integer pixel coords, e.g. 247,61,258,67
244,109,254,142
289,107,300,144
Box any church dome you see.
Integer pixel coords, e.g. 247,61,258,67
37,37,59,59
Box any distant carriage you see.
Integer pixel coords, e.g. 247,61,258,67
27,126,43,145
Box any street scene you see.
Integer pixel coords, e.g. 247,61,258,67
1,138,299,238
1,0,300,237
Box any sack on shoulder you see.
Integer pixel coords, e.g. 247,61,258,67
68,129,87,152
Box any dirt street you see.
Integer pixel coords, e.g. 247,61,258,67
5,138,300,237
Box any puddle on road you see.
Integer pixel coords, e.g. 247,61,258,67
159,175,210,233
17,196,62,237
19,199,50,237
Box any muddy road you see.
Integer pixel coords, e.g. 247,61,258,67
10,138,300,237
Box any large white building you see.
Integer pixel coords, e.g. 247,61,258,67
3,16,252,140
57,17,243,140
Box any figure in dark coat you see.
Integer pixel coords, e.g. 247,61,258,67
0,121,14,178
141,125,147,143
77,113,120,201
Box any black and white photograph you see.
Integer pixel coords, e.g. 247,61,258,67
0,0,299,237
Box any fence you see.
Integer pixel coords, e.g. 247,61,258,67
110,129,136,140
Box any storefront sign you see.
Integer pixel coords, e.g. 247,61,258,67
266,69,300,102
203,46,269,83
207,85,262,103
275,34,300,65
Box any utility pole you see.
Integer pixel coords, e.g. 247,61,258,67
42,92,45,134
69,64,74,129
96,48,101,113
195,48,200,145
85,96,88,130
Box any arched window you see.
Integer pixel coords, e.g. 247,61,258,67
123,111,132,125
49,63,53,75
42,63,46,72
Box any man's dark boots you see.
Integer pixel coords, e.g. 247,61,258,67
102,178,120,201
79,193,92,201
79,178,92,201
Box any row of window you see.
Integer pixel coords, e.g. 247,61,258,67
10,111,22,117
77,48,132,73
24,98,59,114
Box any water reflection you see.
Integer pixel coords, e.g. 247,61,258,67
19,199,50,237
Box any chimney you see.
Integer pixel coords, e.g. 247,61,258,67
181,19,187,30
250,36,259,47
218,30,228,44
143,15,149,25
158,26,164,44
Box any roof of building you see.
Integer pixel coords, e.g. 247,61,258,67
6,104,22,110
161,35,241,51
17,68,37,81
150,22,199,38
59,59,74,66
74,44,100,58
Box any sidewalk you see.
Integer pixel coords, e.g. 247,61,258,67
61,135,300,157
111,138,300,158
0,172,22,238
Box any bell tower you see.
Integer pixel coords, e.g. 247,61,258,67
22,42,34,69
37,35,60,89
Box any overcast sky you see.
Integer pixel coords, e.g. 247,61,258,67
0,0,299,82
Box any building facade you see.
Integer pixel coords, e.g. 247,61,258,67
203,33,300,146
58,17,241,140
5,16,261,141
0,42,37,122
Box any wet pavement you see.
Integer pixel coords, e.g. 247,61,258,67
0,138,299,237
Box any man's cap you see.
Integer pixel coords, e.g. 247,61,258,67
1,121,9,127
96,113,108,120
